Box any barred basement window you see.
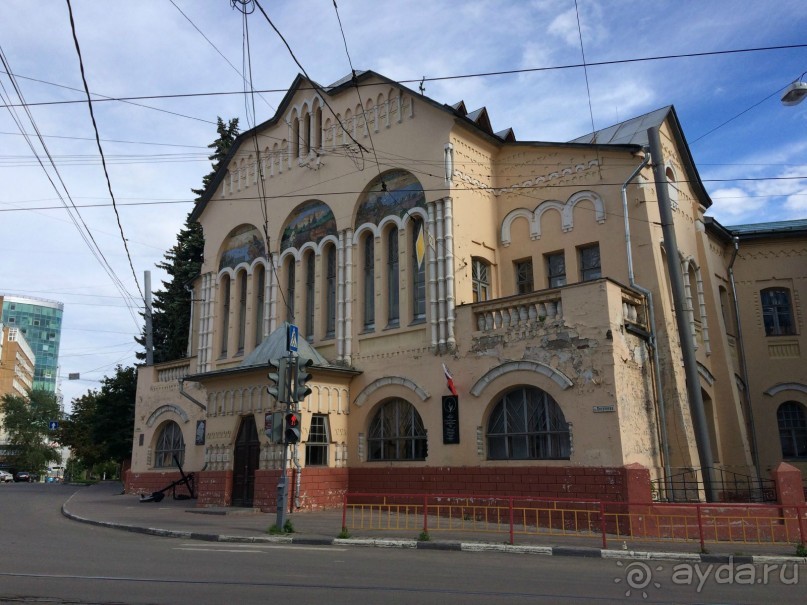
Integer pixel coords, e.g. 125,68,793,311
368,399,427,461
154,421,185,468
306,414,329,466
487,387,570,460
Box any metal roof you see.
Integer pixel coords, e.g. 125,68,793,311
569,106,672,146
727,218,807,236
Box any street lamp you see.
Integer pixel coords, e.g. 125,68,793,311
781,72,807,106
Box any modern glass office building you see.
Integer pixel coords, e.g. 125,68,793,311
0,295,64,393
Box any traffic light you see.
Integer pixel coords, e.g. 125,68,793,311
267,358,290,403
264,411,284,443
292,356,313,403
284,412,301,444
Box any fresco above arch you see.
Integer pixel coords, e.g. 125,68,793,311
355,169,426,228
219,224,266,271
280,200,337,252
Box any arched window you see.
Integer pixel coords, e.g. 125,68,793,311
471,257,490,302
487,387,570,460
411,219,426,321
220,275,231,357
778,402,807,458
761,288,795,336
237,270,248,354
387,227,399,326
286,258,296,322
368,398,427,461
325,245,336,338
292,116,300,158
154,421,185,468
363,233,375,330
303,111,312,154
305,252,315,339
254,265,265,346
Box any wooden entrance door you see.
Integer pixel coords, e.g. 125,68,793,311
232,415,260,507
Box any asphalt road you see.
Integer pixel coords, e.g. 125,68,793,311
0,482,802,604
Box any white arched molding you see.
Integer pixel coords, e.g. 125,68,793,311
697,362,715,387
146,404,190,427
470,360,573,396
764,383,807,397
353,376,430,407
500,190,605,247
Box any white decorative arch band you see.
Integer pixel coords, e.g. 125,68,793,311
697,362,715,387
500,190,605,246
146,404,190,427
764,383,807,397
470,360,574,396
353,376,431,407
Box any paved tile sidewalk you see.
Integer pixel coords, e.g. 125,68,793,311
61,482,807,565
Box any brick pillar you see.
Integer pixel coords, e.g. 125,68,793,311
624,463,652,504
771,462,805,544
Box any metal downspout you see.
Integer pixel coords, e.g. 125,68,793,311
622,150,672,489
178,379,207,411
728,237,760,478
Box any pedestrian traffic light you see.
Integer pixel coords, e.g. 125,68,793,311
284,412,301,444
267,358,290,403
292,356,313,403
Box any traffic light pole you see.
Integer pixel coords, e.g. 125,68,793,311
276,414,290,531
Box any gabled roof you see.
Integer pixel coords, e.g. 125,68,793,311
571,105,712,209
241,321,329,368
727,218,807,239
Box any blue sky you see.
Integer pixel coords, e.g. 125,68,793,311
1,0,805,409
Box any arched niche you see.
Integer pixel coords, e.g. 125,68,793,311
219,224,266,272
354,169,425,228
280,200,337,252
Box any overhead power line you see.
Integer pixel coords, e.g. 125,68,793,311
3,42,805,111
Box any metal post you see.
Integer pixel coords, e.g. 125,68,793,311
276,437,289,530
647,127,717,503
144,271,154,366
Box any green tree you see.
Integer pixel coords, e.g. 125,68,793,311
0,389,61,473
58,365,137,473
138,117,239,363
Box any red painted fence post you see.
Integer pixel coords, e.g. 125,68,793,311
600,501,607,549
696,504,705,552
509,497,514,545
341,493,347,533
423,494,428,534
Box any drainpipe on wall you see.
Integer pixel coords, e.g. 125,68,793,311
292,444,302,509
621,149,672,492
648,126,716,502
728,237,761,478
178,379,207,411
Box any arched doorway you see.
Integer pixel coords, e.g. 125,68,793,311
232,415,260,507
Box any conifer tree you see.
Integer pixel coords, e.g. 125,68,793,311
138,117,239,362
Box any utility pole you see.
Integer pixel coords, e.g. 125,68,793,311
647,126,716,502
144,270,154,366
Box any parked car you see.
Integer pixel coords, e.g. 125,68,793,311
0,470,12,483
14,471,33,483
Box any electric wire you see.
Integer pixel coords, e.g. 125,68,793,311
66,0,144,306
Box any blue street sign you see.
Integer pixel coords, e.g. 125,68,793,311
49,421,59,430
287,323,299,352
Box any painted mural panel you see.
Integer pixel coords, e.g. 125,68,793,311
219,224,266,271
280,200,337,252
355,169,425,227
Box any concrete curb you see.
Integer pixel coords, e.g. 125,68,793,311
61,503,807,565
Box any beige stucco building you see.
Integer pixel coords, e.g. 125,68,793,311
127,71,805,509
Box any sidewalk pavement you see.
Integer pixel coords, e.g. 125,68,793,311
62,482,807,566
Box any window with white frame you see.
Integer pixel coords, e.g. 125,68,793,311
387,227,399,325
154,421,185,468
363,233,375,330
325,245,336,338
579,244,601,281
514,258,534,295
411,219,426,321
472,257,491,302
761,288,795,336
306,414,329,466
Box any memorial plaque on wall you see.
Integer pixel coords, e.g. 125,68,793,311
442,395,460,444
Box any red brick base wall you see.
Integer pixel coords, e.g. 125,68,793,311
126,465,626,510
125,469,194,498
347,466,628,501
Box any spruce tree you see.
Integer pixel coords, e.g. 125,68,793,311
138,117,239,362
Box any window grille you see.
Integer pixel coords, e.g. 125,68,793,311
368,399,427,461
